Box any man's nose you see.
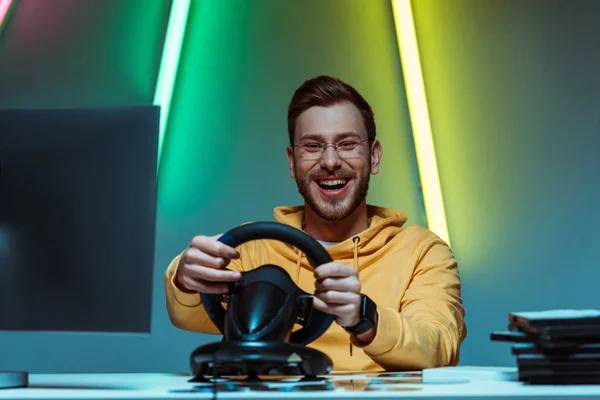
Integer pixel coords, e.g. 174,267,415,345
320,146,342,171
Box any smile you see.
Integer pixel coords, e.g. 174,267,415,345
314,178,350,198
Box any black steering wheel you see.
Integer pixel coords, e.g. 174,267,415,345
199,221,335,346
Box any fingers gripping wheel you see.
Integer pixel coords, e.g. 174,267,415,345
199,222,335,346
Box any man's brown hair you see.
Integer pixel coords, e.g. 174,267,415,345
287,75,376,146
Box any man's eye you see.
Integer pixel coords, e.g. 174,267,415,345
338,142,356,149
304,143,321,149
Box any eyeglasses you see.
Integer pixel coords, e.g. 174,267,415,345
293,139,369,159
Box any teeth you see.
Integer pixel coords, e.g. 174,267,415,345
318,179,348,186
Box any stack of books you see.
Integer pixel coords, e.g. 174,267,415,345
491,309,600,384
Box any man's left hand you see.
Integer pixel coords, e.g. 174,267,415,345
312,262,362,328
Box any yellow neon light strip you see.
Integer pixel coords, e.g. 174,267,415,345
391,0,451,246
154,0,192,173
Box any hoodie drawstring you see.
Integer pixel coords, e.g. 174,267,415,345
352,235,360,270
295,250,302,283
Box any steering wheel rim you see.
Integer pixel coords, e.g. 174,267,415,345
199,221,335,345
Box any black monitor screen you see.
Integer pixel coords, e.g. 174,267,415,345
0,106,158,333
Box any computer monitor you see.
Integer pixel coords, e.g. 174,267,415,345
0,106,159,388
0,106,158,333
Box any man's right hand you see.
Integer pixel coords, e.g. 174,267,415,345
175,234,241,294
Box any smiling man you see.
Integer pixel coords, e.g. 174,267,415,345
164,75,467,372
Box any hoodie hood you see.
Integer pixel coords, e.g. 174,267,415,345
272,205,408,273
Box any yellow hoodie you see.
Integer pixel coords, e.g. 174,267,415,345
164,205,467,372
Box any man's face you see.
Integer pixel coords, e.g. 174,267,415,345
286,102,381,221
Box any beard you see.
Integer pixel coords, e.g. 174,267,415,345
294,161,371,221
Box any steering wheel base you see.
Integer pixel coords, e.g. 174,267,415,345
189,340,333,379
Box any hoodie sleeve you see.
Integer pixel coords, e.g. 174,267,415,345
355,237,467,370
163,252,245,335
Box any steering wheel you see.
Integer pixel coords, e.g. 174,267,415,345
199,221,335,346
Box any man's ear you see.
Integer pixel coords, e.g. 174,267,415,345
286,145,296,178
370,139,382,175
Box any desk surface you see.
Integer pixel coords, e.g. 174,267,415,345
1,366,600,399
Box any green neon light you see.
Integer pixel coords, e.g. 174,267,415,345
153,0,192,173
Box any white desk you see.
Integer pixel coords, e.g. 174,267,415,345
1,366,599,399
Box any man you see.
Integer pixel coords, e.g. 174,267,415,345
164,75,467,372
